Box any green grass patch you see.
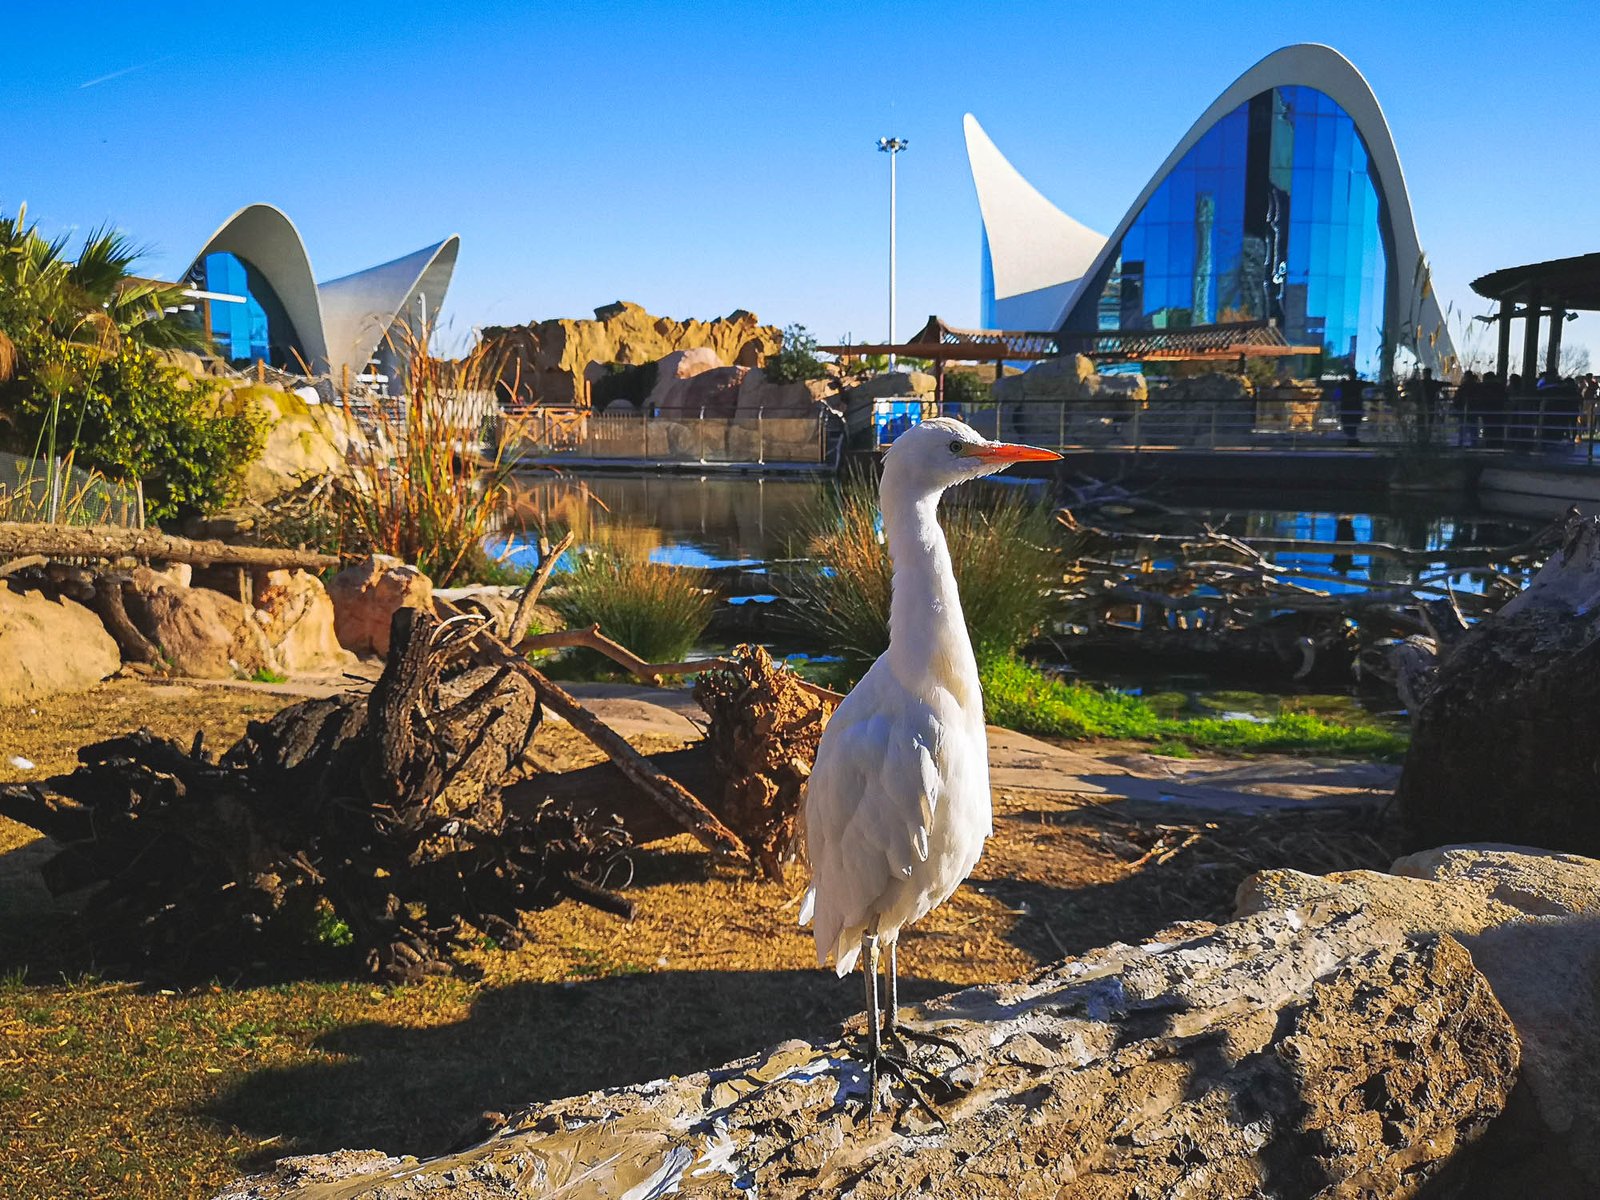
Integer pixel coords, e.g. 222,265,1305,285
980,656,1407,759
249,667,288,685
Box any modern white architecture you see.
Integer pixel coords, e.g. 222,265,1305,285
182,203,460,384
966,44,1454,379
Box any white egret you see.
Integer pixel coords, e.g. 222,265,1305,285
800,416,1060,1111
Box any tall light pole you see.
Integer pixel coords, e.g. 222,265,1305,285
877,136,908,371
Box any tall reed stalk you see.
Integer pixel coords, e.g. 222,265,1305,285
338,325,519,585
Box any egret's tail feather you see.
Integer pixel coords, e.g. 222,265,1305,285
798,887,816,927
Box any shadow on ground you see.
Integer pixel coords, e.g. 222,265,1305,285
205,967,957,1168
978,800,1398,963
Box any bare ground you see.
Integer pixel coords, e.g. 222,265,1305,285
0,680,1396,1200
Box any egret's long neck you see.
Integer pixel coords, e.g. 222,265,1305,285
882,480,978,699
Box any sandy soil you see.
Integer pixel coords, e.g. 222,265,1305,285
0,678,1397,1200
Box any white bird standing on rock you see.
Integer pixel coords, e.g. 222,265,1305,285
800,416,1060,1111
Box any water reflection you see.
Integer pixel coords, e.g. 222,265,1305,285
488,472,1544,603
491,472,828,570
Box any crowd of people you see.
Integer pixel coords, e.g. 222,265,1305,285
1451,369,1598,448
1326,367,1599,449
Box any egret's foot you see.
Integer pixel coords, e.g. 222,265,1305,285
849,1036,954,1125
886,1021,966,1058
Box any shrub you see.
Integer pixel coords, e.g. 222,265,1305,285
783,471,1060,678
943,371,992,408
549,547,714,667
6,341,266,521
764,324,828,385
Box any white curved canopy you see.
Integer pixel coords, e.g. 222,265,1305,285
190,203,329,372
184,206,460,382
320,236,461,382
964,114,1105,329
969,44,1455,376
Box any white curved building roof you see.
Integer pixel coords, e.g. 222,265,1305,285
967,44,1455,377
186,203,460,382
964,114,1106,330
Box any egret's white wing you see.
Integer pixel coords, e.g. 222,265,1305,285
802,664,945,974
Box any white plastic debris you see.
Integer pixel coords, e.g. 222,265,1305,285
8,756,34,770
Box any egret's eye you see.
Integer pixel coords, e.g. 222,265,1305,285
948,440,964,456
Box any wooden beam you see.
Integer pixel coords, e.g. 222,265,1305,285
0,522,340,571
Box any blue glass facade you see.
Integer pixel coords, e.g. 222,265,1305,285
1063,85,1389,378
194,252,299,368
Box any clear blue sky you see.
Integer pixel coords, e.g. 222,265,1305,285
5,1,1598,360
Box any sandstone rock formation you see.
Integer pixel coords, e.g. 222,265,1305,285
328,555,434,657
481,302,781,407
734,368,836,419
252,569,356,674
644,347,724,412
234,384,370,501
989,356,1152,444
122,566,275,679
0,581,120,702
211,846,1600,1199
656,365,748,419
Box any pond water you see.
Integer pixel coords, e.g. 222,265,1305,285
486,470,1542,718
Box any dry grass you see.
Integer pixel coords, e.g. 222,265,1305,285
0,682,1397,1199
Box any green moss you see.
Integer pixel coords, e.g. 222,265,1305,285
979,656,1407,760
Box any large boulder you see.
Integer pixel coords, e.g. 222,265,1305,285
215,847,1540,1199
481,303,781,407
656,365,747,419
0,581,119,702
252,570,356,674
121,567,274,679
327,555,434,657
734,367,835,418
644,348,724,413
215,847,1600,1200
1240,844,1600,1193
236,384,370,501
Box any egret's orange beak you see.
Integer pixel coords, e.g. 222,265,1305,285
964,442,1062,463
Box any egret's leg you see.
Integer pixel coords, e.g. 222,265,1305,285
885,940,899,1038
862,930,882,1113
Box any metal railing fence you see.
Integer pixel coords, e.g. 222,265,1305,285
963,397,1600,459
503,408,828,465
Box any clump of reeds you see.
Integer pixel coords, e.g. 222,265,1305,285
548,545,715,667
783,469,1061,678
336,324,518,586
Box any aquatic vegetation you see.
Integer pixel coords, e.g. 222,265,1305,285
337,325,516,585
548,547,714,668
980,655,1407,759
784,471,1060,676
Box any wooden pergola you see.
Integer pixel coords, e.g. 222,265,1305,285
1471,253,1600,388
821,316,1321,402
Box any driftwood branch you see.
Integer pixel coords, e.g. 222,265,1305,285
0,521,340,570
523,624,842,703
506,529,574,645
434,598,754,866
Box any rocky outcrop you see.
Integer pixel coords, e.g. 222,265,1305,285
252,569,356,674
656,365,748,419
327,555,434,657
1241,845,1600,1194
234,384,370,501
212,846,1600,1199
734,368,836,419
644,348,724,412
988,356,1151,444
121,567,275,679
482,302,781,407
0,581,119,702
